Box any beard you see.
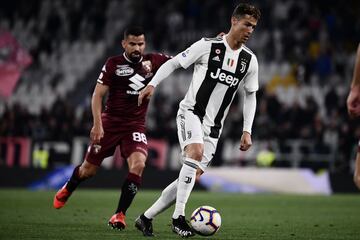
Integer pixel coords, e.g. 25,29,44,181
129,51,142,62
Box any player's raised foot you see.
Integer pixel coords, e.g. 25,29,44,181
172,215,195,238
53,183,72,209
108,212,127,230
135,214,154,237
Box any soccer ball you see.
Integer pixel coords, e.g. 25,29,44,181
190,206,221,236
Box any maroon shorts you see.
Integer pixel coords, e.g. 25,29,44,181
85,125,148,166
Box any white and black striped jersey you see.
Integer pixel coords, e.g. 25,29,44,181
175,35,259,138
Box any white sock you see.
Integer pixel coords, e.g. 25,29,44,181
144,179,178,219
172,158,198,219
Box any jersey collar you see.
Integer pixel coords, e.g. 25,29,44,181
223,34,242,54
123,52,143,64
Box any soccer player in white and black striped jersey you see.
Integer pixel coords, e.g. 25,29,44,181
137,3,261,237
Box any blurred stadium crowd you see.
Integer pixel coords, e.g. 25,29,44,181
0,0,359,172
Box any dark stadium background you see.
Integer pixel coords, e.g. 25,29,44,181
0,0,360,192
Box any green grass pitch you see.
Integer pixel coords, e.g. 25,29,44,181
0,189,359,239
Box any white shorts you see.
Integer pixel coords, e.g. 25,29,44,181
176,109,218,171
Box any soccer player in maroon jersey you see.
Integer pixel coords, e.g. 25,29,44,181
347,43,360,189
53,26,171,230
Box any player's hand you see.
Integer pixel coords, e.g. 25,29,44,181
239,131,252,151
138,85,155,106
347,85,360,118
90,124,104,143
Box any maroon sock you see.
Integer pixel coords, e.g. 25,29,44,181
115,173,142,214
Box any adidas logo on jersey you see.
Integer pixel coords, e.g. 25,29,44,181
210,68,239,87
212,55,220,62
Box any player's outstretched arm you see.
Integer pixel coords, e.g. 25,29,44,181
138,57,181,106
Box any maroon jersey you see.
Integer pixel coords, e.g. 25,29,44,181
97,53,170,130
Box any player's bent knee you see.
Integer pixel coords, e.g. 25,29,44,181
192,153,204,161
131,160,146,172
186,150,203,161
128,152,147,175
128,159,146,176
185,144,204,161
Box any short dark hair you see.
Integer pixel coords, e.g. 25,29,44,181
232,3,261,20
124,26,145,39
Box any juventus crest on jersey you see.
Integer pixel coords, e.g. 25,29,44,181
176,35,259,138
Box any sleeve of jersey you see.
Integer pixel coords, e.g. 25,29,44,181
176,38,207,69
148,57,181,87
243,91,257,134
97,58,113,86
243,56,259,92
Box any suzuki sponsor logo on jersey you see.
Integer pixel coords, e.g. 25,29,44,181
210,68,239,87
115,65,134,76
127,74,145,94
